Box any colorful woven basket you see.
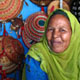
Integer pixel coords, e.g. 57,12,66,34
0,0,23,22
0,36,24,74
22,11,47,48
24,11,47,41
3,36,24,64
30,0,52,6
48,0,70,15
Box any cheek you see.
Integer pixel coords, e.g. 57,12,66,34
46,31,52,41
62,33,71,44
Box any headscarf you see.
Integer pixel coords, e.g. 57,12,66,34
25,9,80,80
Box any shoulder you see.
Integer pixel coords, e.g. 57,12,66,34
25,42,43,61
28,42,43,54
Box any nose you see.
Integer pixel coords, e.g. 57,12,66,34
52,30,60,38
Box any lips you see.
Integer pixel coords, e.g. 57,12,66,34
51,40,62,46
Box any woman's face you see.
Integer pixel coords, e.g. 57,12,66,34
46,14,72,53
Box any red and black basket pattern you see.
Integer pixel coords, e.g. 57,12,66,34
22,11,47,48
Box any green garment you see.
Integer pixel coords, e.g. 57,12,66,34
22,64,26,80
26,9,80,80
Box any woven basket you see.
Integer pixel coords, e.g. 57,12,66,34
0,36,24,74
24,11,47,41
30,0,52,6
48,0,70,15
0,0,23,22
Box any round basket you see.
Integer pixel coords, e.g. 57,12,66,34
24,11,47,41
3,36,24,64
0,36,19,74
48,0,70,15
0,0,23,22
30,0,52,6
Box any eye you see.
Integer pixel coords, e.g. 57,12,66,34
60,28,66,32
47,27,53,32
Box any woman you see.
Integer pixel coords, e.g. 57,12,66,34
22,9,80,80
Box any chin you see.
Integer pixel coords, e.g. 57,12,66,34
52,48,65,53
49,44,67,53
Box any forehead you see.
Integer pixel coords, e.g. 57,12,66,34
49,14,69,22
48,14,71,27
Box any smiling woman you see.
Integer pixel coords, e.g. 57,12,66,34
22,9,80,80
46,14,72,53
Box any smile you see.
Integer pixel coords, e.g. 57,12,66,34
51,41,62,45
